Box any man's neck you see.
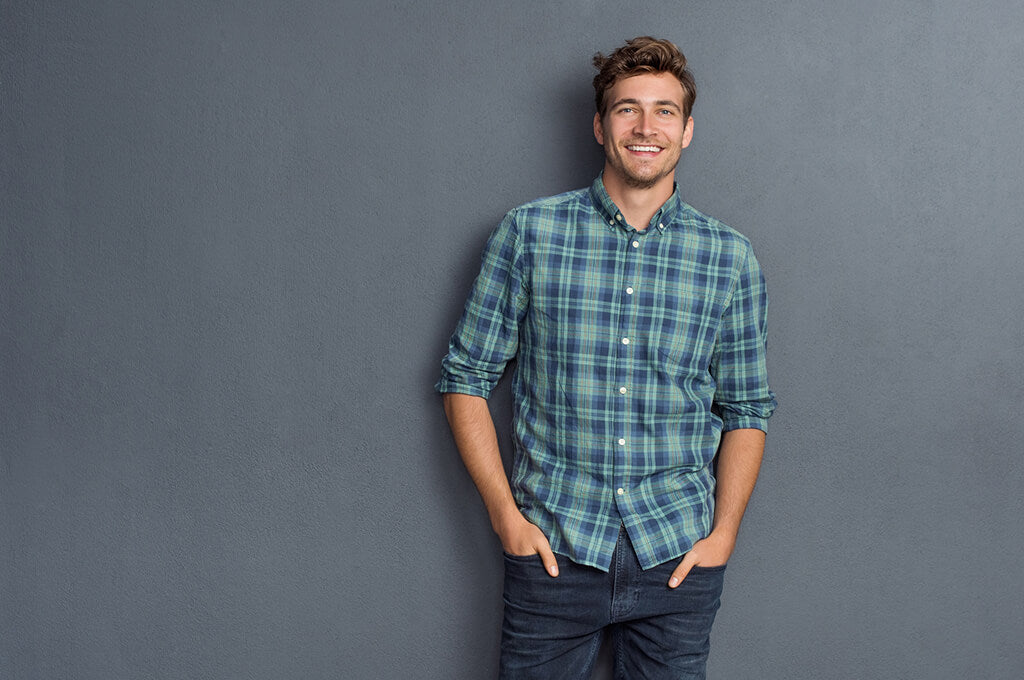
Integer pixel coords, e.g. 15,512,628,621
601,170,675,231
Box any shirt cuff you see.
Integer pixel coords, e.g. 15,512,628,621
434,378,493,399
721,414,769,433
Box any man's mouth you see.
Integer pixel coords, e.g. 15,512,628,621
626,145,662,153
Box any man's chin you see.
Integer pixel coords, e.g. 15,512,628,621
622,169,670,190
623,177,660,190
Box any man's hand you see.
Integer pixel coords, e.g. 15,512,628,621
495,508,559,577
667,531,734,588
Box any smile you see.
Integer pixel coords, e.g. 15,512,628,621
626,145,662,153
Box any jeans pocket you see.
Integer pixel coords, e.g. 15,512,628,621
502,550,540,561
687,563,727,573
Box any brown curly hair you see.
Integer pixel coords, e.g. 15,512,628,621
592,36,696,119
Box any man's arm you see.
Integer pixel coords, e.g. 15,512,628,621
668,427,765,587
442,392,559,577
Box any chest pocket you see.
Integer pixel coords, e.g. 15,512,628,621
650,281,725,375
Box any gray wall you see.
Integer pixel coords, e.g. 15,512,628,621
3,1,1023,678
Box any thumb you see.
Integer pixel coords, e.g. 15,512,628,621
536,542,559,577
668,553,695,588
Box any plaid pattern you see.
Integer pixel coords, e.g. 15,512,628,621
437,177,776,570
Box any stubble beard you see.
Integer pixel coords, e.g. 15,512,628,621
611,141,680,190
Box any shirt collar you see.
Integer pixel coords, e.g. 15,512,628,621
589,174,682,234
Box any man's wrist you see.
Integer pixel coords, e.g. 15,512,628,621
489,502,525,534
705,527,738,550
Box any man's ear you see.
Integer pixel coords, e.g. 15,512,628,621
681,116,694,148
593,111,605,145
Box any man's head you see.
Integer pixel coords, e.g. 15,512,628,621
592,36,696,120
592,37,696,193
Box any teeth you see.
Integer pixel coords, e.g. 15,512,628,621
628,145,661,152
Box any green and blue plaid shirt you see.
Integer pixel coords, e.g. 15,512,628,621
437,176,776,571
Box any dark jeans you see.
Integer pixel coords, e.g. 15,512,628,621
499,528,726,680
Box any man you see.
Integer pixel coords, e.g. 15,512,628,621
436,36,777,679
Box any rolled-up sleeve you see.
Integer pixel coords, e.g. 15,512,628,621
711,244,777,432
435,212,529,398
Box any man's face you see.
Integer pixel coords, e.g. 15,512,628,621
593,72,694,191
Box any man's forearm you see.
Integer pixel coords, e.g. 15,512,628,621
442,392,558,573
665,427,766,586
441,392,519,529
710,427,766,541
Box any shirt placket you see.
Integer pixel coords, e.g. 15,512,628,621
613,218,643,513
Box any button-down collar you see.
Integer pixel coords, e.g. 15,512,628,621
589,174,681,235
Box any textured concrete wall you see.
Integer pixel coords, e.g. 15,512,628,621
3,1,1023,678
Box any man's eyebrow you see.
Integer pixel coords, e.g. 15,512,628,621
609,97,682,111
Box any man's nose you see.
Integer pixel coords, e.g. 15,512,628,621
633,112,655,136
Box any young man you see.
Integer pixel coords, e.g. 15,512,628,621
436,36,777,679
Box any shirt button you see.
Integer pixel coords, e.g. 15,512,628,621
632,240,640,248
619,386,627,394
617,438,626,446
616,488,625,496
621,337,630,345
616,213,623,221
625,287,634,295
658,222,664,230
609,219,615,226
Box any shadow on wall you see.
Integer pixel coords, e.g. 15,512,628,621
554,70,608,191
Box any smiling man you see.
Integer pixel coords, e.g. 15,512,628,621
437,36,777,679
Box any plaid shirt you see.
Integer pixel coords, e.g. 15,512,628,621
437,176,777,570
